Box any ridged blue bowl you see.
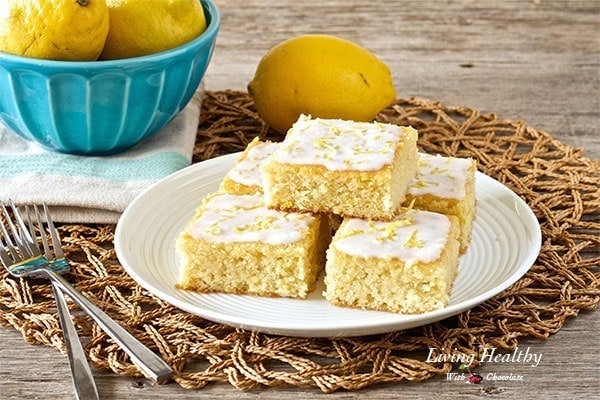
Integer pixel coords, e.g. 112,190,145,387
0,0,219,155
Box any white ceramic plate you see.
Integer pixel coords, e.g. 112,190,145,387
115,153,542,337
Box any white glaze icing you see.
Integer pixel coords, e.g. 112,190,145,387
334,209,451,262
187,193,314,245
227,140,279,187
408,153,473,199
272,114,404,171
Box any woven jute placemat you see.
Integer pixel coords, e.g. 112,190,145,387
1,90,598,392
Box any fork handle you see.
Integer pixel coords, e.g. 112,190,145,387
46,270,173,383
52,282,100,400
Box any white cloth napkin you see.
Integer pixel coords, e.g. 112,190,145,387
0,91,202,224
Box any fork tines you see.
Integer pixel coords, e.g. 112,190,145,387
0,201,65,267
0,201,41,263
28,204,66,262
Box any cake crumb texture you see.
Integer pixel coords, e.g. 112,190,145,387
176,192,330,299
220,137,279,195
324,209,461,314
406,153,476,252
262,115,419,220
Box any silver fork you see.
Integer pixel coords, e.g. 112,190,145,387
0,202,173,385
1,202,99,400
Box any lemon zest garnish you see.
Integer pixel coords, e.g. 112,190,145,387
430,166,449,174
217,213,236,221
413,178,440,188
350,128,365,137
255,215,276,229
314,137,339,153
330,126,342,136
358,218,414,242
403,229,424,248
444,157,455,164
374,122,387,131
234,215,277,233
381,141,395,154
282,139,300,152
229,203,263,212
413,179,428,188
397,217,413,226
204,222,222,235
376,226,396,242
338,228,365,239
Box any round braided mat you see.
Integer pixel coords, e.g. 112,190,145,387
1,90,598,393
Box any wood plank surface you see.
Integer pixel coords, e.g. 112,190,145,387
0,311,597,399
205,0,599,159
1,0,598,399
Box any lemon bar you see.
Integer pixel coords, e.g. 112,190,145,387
324,209,461,314
262,115,418,220
405,153,476,253
176,192,329,299
220,137,343,235
220,137,279,195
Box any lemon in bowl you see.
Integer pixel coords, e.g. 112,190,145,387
0,0,219,155
100,0,208,60
0,0,110,61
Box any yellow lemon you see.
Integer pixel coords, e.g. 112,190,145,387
100,0,207,60
0,0,109,61
248,34,396,133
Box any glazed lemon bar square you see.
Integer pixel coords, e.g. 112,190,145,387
324,208,461,314
176,192,329,299
220,137,279,195
405,153,476,253
220,137,343,234
262,115,418,220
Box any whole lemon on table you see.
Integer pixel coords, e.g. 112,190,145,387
0,0,109,61
100,0,207,59
248,34,396,133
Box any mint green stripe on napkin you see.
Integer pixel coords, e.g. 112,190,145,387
0,151,189,182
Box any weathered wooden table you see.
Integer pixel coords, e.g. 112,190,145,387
1,1,598,399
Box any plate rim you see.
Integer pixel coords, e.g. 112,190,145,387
115,153,542,337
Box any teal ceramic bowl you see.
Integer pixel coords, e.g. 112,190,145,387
0,0,219,155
